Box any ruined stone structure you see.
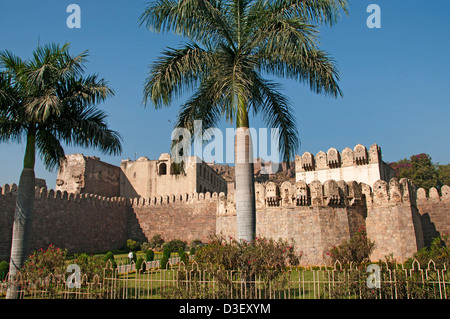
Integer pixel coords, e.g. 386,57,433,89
1,145,449,265
56,153,228,198
295,143,395,185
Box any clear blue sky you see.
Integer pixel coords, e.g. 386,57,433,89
1,0,449,188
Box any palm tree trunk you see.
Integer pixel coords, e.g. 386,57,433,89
7,133,36,299
234,100,256,242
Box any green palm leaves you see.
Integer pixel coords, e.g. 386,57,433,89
140,0,347,162
0,43,122,170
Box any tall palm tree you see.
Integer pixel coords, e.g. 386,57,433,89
0,43,122,299
139,0,348,242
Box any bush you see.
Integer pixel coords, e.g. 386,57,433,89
164,235,300,299
149,234,165,249
0,261,9,280
72,253,107,280
189,247,196,256
166,239,187,253
160,255,169,269
178,247,188,264
104,251,117,269
126,239,141,252
195,235,300,280
190,239,202,248
406,234,450,268
136,257,146,271
328,226,375,265
146,249,155,262
19,245,67,281
162,246,171,258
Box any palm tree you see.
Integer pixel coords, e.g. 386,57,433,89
139,0,348,242
0,43,122,298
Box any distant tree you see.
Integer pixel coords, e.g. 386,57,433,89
389,154,441,191
437,164,450,187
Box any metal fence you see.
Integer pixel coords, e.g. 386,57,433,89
1,259,448,299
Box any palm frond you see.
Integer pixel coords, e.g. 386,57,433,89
143,42,211,107
249,74,299,162
139,0,235,48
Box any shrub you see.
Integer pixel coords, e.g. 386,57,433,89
136,257,146,271
189,247,196,256
146,249,155,262
0,261,9,281
149,234,165,249
104,251,117,269
166,239,187,253
406,234,450,268
162,246,171,258
126,239,141,252
328,226,375,265
165,235,300,299
19,245,67,281
160,255,169,269
72,253,107,280
141,242,151,251
190,239,202,248
178,247,188,264
195,235,300,280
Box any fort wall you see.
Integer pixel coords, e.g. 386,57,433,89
1,172,448,265
0,184,128,261
295,144,395,185
416,185,450,246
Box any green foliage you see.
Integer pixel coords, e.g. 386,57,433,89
437,164,450,187
178,247,188,264
145,249,155,262
160,255,169,269
162,245,171,258
0,43,122,171
406,235,450,269
126,239,141,252
166,239,187,253
389,153,447,191
72,253,107,281
136,257,146,271
165,235,300,299
149,234,165,249
0,260,9,280
189,247,196,256
328,226,375,265
19,245,67,281
139,0,349,163
195,235,300,277
104,251,117,269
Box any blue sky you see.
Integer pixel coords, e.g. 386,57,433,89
1,0,449,188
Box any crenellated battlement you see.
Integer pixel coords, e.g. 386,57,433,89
1,183,128,208
295,143,382,172
129,191,222,207
416,185,450,202
295,143,396,187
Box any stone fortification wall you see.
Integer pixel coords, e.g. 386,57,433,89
416,185,450,246
363,178,425,261
0,184,128,261
217,177,431,264
295,143,395,185
217,179,368,264
129,192,220,244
